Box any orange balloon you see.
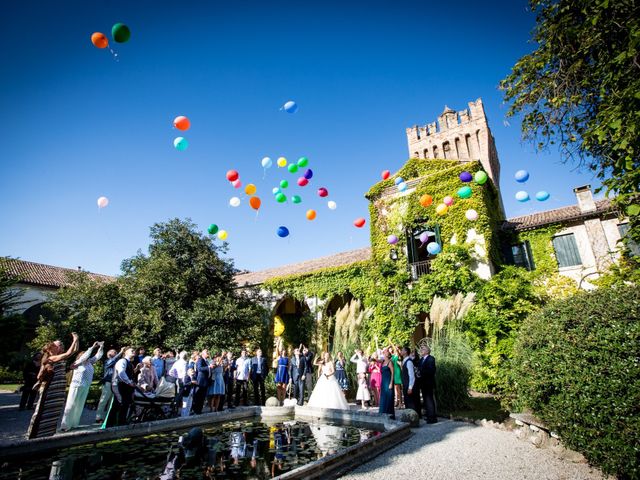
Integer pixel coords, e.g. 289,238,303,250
306,209,317,220
174,116,190,131
91,32,108,49
419,194,433,208
249,196,261,210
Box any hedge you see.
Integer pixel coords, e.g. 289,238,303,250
510,285,640,479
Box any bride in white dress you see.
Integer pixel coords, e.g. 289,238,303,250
307,352,350,410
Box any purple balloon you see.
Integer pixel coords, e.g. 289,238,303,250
303,168,313,180
459,171,473,182
419,232,429,244
387,235,398,245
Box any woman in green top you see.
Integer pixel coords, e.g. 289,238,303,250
389,344,404,409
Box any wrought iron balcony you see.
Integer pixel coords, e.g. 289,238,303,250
408,259,432,280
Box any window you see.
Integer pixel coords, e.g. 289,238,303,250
552,233,582,268
508,241,535,271
406,224,441,280
617,223,640,256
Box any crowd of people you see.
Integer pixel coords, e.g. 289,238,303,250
23,333,437,439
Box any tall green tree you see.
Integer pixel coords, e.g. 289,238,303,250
501,0,640,244
36,218,267,353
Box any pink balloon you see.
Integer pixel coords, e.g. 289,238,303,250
97,196,109,208
317,187,328,197
232,179,242,189
443,196,454,206
297,177,309,187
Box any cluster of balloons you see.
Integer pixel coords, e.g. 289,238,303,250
384,169,490,253
91,23,130,60
173,116,190,151
513,170,550,202
207,223,228,241
226,170,261,211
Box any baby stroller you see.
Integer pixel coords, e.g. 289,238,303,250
129,378,179,423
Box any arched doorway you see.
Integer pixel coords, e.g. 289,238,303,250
271,296,313,353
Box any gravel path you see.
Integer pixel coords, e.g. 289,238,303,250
341,419,608,480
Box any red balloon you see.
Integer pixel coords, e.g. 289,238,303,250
353,218,366,228
174,116,190,131
381,170,390,180
226,170,239,182
297,177,309,187
317,187,328,197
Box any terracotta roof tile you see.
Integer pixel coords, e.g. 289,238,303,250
234,247,371,287
0,257,115,288
502,198,616,232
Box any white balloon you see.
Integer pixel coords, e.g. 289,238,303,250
261,157,272,168
229,197,241,207
327,201,337,210
97,196,109,208
465,209,478,221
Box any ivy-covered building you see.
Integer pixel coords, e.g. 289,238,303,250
235,99,632,348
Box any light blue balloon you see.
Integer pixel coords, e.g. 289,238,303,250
283,101,298,113
394,177,404,186
398,182,407,192
536,190,550,201
427,242,442,255
261,157,273,168
515,170,530,183
173,137,188,151
515,190,530,202
272,187,281,195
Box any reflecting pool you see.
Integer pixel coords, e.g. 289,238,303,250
0,419,380,479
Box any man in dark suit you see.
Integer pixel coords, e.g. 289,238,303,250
192,350,210,414
302,345,315,401
223,351,236,409
418,345,437,423
250,349,268,406
288,347,307,405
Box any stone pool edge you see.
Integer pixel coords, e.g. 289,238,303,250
0,406,268,458
275,406,412,480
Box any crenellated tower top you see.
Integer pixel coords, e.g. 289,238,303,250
405,98,501,189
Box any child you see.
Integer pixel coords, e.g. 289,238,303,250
181,368,197,417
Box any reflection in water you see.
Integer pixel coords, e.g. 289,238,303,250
0,420,380,480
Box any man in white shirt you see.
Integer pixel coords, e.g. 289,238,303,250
105,347,136,427
234,350,250,406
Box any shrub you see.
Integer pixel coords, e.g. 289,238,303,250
0,366,22,383
510,285,640,479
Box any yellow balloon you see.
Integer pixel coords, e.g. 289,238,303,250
218,230,228,240
245,184,257,196
436,203,448,215
273,315,285,337
277,157,287,168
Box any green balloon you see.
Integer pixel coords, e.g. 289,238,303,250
288,164,299,174
291,195,302,204
276,192,287,203
280,180,289,189
457,186,472,199
297,157,309,168
112,23,131,43
207,224,218,235
474,171,488,185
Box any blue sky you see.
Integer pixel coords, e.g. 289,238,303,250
0,0,601,276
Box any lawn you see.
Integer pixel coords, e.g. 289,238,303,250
0,384,21,393
440,395,509,423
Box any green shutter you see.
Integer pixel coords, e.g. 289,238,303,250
552,234,582,267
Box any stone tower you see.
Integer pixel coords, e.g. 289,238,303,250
406,98,501,188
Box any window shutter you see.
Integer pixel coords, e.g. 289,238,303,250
552,234,582,268
618,223,640,257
